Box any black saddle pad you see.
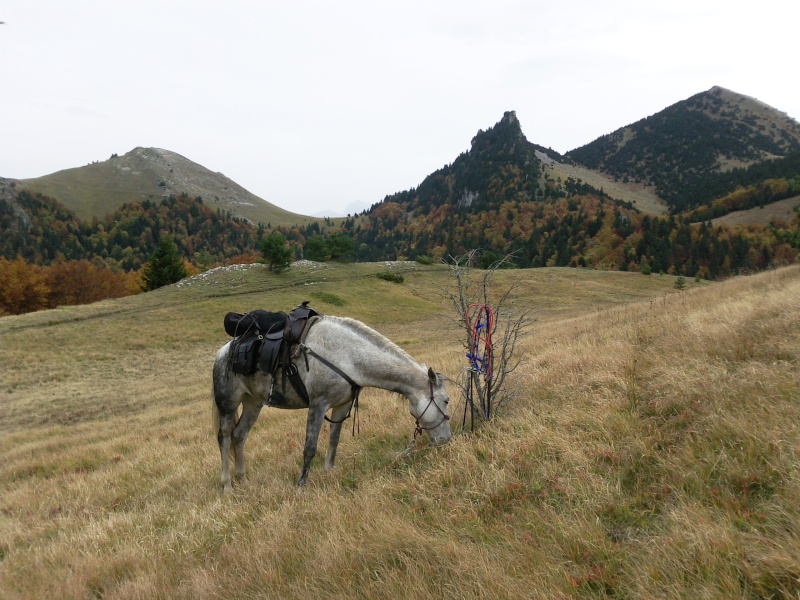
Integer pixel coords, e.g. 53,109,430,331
224,310,286,338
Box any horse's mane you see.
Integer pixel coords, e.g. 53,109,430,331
327,316,419,365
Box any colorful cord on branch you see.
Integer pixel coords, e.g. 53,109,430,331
466,304,494,380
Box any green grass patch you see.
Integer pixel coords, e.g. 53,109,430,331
310,291,345,306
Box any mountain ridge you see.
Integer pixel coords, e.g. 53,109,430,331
8,86,799,223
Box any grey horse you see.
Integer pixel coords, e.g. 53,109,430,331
212,315,451,492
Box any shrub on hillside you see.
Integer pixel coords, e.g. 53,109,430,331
376,271,404,284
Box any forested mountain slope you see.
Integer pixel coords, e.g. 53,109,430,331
566,86,800,212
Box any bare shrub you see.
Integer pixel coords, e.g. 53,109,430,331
442,250,535,427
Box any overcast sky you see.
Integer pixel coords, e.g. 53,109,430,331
2,1,798,217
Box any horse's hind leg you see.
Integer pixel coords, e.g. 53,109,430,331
213,356,242,493
232,395,263,483
217,408,237,493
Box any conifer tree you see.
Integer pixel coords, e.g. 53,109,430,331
328,233,356,262
142,236,187,290
259,231,292,272
306,235,331,262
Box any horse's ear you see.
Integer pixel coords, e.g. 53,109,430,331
428,367,439,385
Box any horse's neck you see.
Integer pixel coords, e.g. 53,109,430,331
317,317,426,395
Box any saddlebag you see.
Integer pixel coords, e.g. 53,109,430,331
229,334,262,375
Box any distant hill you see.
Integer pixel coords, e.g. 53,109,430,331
16,147,313,226
10,87,800,227
566,86,800,212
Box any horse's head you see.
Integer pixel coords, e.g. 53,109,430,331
410,367,451,445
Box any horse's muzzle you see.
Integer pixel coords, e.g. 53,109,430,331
430,433,451,446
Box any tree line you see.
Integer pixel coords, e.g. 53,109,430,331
311,192,800,277
2,190,259,270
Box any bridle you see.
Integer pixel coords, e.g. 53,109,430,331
413,380,450,439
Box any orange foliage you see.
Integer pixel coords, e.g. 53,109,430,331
46,260,133,306
0,258,142,315
223,251,262,266
0,257,49,315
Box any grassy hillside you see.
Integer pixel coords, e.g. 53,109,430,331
17,147,315,227
711,195,800,228
2,262,799,598
537,151,668,217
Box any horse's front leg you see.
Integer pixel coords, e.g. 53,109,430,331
232,396,263,483
325,403,351,471
298,401,328,486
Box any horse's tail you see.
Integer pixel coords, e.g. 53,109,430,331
212,343,227,436
212,342,240,436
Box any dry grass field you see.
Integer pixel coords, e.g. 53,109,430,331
1,261,799,598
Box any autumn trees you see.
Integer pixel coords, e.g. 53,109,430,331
0,257,48,315
2,191,258,271
0,257,138,315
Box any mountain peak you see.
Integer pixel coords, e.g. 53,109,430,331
376,111,542,215
470,110,526,150
567,87,800,211
502,110,519,125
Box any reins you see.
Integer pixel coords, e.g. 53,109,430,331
298,343,362,435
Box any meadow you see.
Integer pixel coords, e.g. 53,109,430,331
1,261,798,598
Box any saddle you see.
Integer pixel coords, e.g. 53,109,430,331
224,302,322,405
224,309,287,338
